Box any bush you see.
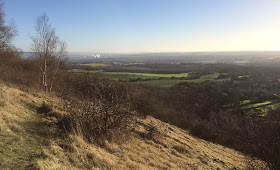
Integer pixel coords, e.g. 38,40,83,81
190,120,219,141
37,102,52,114
243,120,280,170
131,90,156,117
57,75,139,142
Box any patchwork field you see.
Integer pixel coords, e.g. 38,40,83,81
71,69,230,87
240,100,280,116
71,69,189,80
97,72,189,81
135,73,229,87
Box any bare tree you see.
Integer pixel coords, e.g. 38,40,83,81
0,1,19,84
0,1,16,51
31,13,67,92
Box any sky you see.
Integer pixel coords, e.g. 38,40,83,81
4,0,280,53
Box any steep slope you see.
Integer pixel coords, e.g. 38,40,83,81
0,84,249,169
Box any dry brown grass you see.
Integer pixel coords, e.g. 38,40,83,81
0,84,253,169
41,118,249,169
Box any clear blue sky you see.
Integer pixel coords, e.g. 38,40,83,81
5,0,280,53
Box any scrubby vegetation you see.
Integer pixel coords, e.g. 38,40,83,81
133,72,280,169
1,1,280,169
0,87,248,169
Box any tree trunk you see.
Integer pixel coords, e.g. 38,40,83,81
43,58,48,92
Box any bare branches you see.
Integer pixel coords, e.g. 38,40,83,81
0,1,17,51
31,13,67,92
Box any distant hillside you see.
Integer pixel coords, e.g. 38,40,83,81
62,51,280,64
0,84,256,169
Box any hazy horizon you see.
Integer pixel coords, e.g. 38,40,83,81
6,0,280,53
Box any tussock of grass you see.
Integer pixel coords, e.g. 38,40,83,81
37,102,52,114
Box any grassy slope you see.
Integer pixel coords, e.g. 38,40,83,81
0,85,58,169
0,84,250,169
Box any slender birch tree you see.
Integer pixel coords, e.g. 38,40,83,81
31,13,67,92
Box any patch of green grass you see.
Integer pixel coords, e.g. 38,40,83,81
244,101,272,109
135,79,186,87
240,100,251,105
102,72,189,78
71,69,189,80
70,69,189,80
80,63,109,67
70,70,228,87
254,103,279,116
199,61,216,63
135,73,229,87
70,69,99,73
238,75,249,78
200,73,220,79
233,61,249,64
242,101,280,117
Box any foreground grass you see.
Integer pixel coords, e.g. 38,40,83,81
0,84,253,169
0,86,54,169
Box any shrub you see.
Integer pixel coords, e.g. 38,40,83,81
37,102,52,114
243,120,280,170
190,120,219,141
57,75,139,142
145,123,160,140
173,145,189,154
131,90,156,117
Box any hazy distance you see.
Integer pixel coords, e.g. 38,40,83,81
6,0,280,53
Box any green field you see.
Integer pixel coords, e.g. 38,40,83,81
99,72,189,80
243,101,272,109
238,75,249,78
257,104,278,116
199,61,216,63
71,69,189,80
135,73,227,87
70,70,230,87
242,101,279,117
71,69,99,73
233,61,249,64
239,99,280,117
240,100,251,105
80,63,109,67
